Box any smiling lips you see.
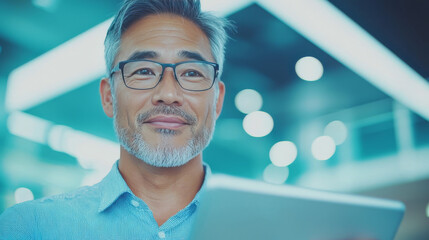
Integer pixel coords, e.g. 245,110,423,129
144,115,189,130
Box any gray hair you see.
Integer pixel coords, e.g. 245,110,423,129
104,0,232,90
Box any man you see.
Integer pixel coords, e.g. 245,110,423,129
0,0,229,238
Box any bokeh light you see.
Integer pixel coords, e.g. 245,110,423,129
235,89,263,114
311,136,336,160
14,187,34,204
242,111,274,137
324,120,348,145
32,0,58,12
263,164,289,184
269,141,298,167
295,56,324,81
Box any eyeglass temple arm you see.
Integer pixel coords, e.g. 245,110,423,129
110,64,120,77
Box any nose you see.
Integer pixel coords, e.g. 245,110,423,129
151,67,184,106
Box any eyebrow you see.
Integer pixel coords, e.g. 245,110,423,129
127,51,158,61
178,50,207,62
126,50,208,62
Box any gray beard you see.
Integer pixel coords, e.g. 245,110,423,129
113,105,215,168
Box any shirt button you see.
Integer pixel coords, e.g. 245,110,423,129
158,231,166,239
130,199,139,207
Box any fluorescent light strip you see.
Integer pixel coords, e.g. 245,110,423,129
5,18,112,111
7,111,51,144
298,147,429,192
5,1,253,112
7,111,119,170
257,0,429,120
201,0,253,16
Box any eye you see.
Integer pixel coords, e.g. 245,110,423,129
134,68,156,76
182,70,203,77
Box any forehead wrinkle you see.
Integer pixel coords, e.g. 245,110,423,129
117,14,215,64
131,27,206,47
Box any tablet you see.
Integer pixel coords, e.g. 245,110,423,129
190,174,405,240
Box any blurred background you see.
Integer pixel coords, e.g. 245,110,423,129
1,0,428,239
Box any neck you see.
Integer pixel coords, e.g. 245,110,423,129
118,147,205,226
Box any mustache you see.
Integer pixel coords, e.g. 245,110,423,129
137,105,197,125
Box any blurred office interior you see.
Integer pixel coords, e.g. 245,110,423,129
0,0,428,239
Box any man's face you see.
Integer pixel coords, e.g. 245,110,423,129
101,14,225,167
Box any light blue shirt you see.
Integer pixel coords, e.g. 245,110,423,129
0,161,209,239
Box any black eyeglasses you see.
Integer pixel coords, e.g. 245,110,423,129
110,59,219,91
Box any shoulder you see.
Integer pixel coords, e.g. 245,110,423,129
0,185,102,216
0,184,102,238
38,184,102,205
0,201,33,239
29,184,102,216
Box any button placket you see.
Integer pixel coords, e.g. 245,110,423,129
158,231,166,239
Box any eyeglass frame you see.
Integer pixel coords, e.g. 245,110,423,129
110,59,220,92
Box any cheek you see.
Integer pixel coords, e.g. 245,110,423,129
200,96,217,126
116,91,150,127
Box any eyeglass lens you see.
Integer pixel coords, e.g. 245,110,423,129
122,61,215,90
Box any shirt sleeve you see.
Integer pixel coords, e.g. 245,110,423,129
0,204,35,239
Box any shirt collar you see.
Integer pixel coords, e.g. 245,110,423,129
97,161,211,213
192,162,211,206
97,161,132,213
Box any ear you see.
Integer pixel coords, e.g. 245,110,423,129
215,80,225,119
100,77,114,118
